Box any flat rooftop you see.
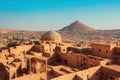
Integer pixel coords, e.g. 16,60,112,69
103,64,120,72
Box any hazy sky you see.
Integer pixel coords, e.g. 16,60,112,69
0,0,120,31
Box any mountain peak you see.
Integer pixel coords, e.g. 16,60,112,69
60,20,95,32
71,20,85,26
74,20,80,23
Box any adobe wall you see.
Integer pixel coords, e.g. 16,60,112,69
56,46,67,53
9,45,33,55
101,66,120,80
87,55,102,68
0,49,9,58
12,74,41,80
31,58,46,73
67,47,81,53
0,64,9,80
0,45,32,65
31,45,43,52
112,47,120,64
43,44,51,53
58,53,105,69
52,66,64,77
51,72,76,80
56,43,71,53
31,43,56,54
58,53,82,68
91,43,116,58
9,67,17,79
116,42,120,47
43,43,56,53
100,59,112,65
77,66,101,80
51,66,101,80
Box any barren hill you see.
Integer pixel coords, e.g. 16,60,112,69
0,21,120,45
0,29,45,38
59,21,120,44
59,21,95,33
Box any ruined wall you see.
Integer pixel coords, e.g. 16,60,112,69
58,53,104,69
101,66,120,80
31,45,43,52
43,43,56,53
91,43,116,58
56,43,71,53
0,49,9,58
56,46,67,53
31,43,56,55
0,64,9,80
10,45,33,55
51,66,101,80
113,47,120,64
87,56,101,68
77,66,101,80
58,53,81,68
51,72,76,80
31,57,46,73
0,45,32,66
0,45,32,59
67,47,80,53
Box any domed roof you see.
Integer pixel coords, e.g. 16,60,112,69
41,30,61,43
42,30,61,37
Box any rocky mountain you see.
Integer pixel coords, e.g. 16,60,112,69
59,21,95,33
59,21,120,44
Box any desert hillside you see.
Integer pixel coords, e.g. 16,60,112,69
59,21,95,33
59,21,120,44
0,21,120,44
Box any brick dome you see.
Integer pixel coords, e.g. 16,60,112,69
41,30,62,43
